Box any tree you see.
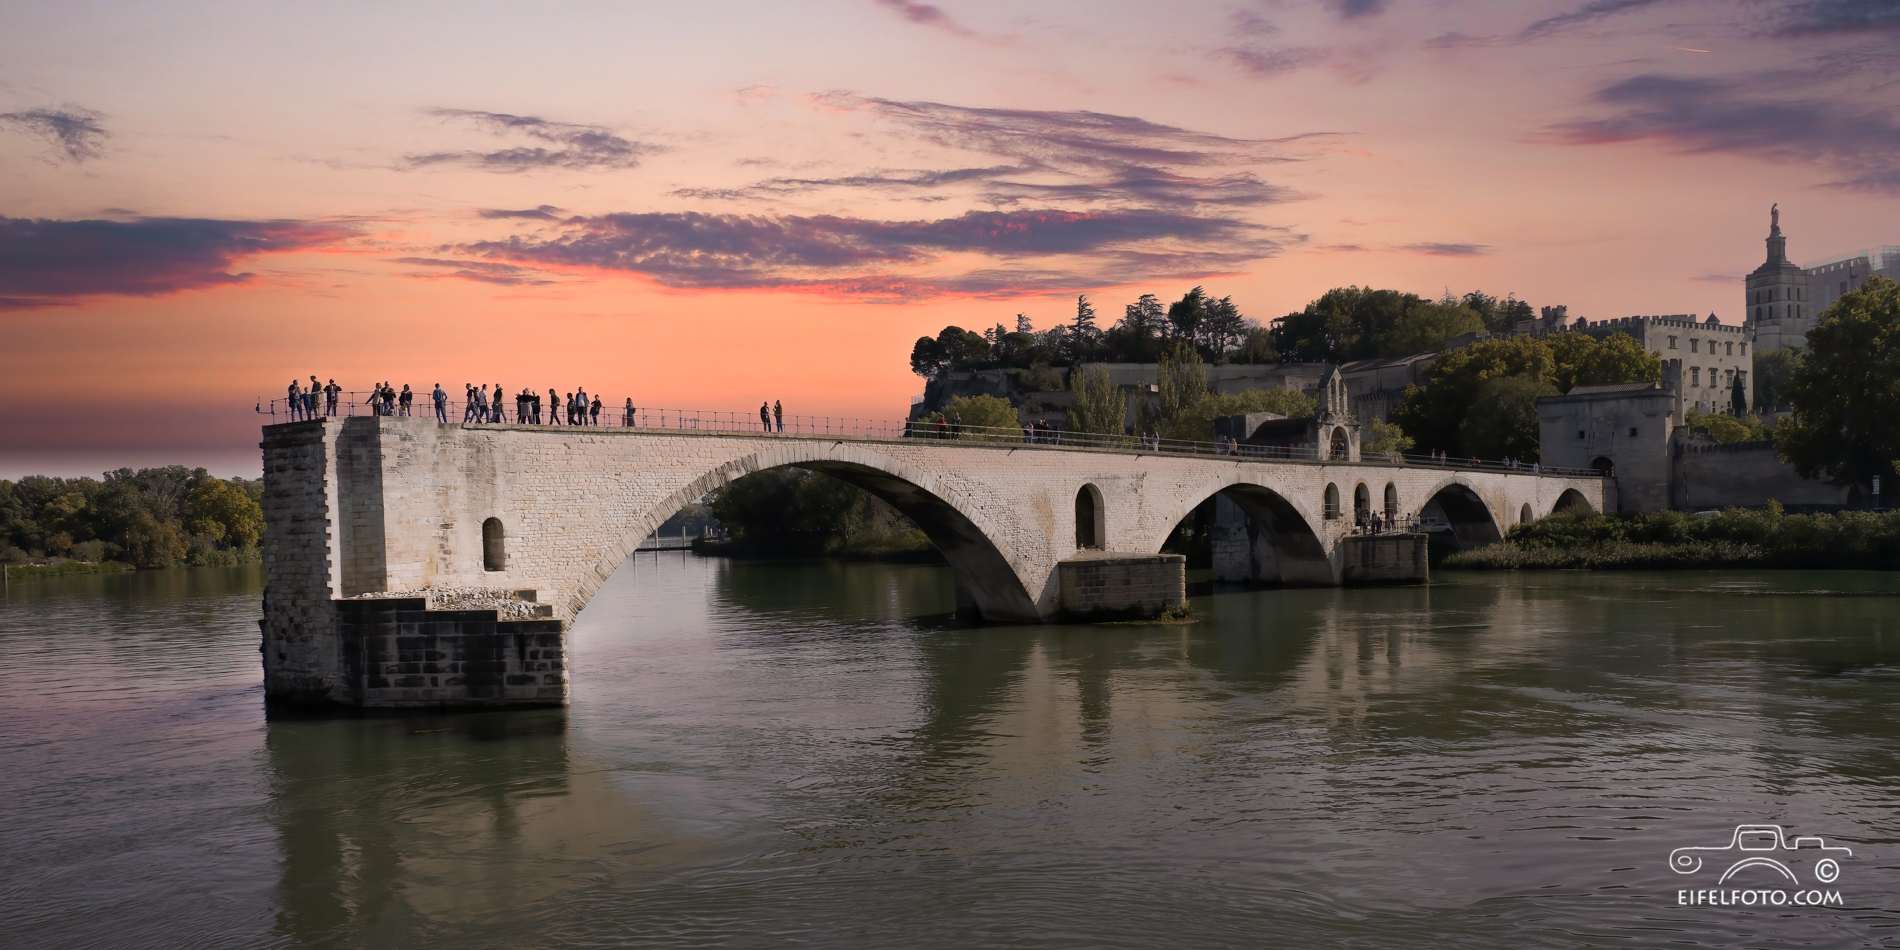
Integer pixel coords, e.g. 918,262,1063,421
1361,418,1414,461
1140,344,1209,440
1685,408,1768,444
1775,275,1900,488
1198,295,1248,357
1167,286,1207,342
1378,303,1485,356
1232,326,1278,364
1389,335,1554,456
1066,365,1126,436
1104,293,1168,363
1458,375,1558,461
1065,295,1101,362
909,326,990,378
943,394,1020,441
186,478,265,548
1753,346,1800,408
1546,331,1661,393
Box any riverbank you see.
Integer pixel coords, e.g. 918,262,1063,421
4,559,139,578
1444,505,1900,571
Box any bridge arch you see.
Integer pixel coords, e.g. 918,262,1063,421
1154,477,1333,585
1554,488,1593,513
1418,477,1503,549
581,443,1042,623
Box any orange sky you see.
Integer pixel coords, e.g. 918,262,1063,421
4,0,1899,476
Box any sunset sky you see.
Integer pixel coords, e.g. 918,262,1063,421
4,0,1898,477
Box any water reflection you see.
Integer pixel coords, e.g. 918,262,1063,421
7,560,1900,949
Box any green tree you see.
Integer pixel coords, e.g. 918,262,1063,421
1139,344,1208,440
1753,346,1801,408
1775,275,1900,488
943,393,1020,441
1389,335,1554,455
1233,325,1278,364
1065,295,1100,362
1546,331,1661,392
1199,295,1248,357
909,325,989,378
1378,303,1485,356
186,478,265,548
1066,364,1127,436
1361,417,1414,461
1167,286,1207,342
1459,375,1558,460
122,509,187,568
1684,408,1768,444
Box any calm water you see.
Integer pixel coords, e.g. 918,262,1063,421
4,560,1900,949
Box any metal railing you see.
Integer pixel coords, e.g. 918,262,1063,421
256,391,1604,478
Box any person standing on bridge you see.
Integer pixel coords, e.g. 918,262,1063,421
623,397,635,427
399,384,413,417
575,387,589,425
286,380,303,421
492,384,505,423
773,400,783,433
433,384,447,423
590,394,603,425
760,401,771,432
324,379,340,416
306,376,321,420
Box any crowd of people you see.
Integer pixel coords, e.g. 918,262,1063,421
282,379,639,427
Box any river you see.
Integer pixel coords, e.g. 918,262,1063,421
3,558,1899,949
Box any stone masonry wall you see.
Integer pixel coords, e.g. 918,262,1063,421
1058,553,1186,619
260,420,344,703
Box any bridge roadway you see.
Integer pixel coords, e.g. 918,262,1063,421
259,415,1606,706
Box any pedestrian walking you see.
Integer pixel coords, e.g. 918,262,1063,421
492,384,505,423
461,385,476,423
433,384,447,423
548,389,561,425
773,400,783,433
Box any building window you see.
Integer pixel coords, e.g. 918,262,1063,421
1842,281,1849,294
482,518,506,571
1577,429,1586,439
1668,336,1677,349
1725,342,1733,355
1630,427,1638,437
1740,343,1747,356
1691,367,1700,386
1755,307,1762,321
1796,305,1801,319
1690,339,1698,353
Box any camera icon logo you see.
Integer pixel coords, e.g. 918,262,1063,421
1669,824,1851,885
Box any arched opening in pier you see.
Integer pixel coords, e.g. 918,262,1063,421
615,459,1040,624
1353,483,1371,523
1554,488,1593,513
1329,428,1350,460
1591,456,1615,476
1174,483,1331,586
1075,484,1104,550
482,518,506,571
1419,482,1502,551
1520,503,1533,524
1383,483,1398,521
1323,483,1341,520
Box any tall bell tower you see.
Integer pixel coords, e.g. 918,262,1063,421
1746,204,1810,352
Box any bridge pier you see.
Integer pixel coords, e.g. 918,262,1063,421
258,415,1604,708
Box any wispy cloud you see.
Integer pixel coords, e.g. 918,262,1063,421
407,109,660,172
391,257,560,285
477,205,566,220
688,96,1321,210
0,107,108,164
458,208,1284,300
1331,0,1389,19
1521,0,1670,38
872,0,978,38
1399,242,1489,256
1775,0,1900,35
1552,73,1900,193
1224,45,1331,77
0,216,350,310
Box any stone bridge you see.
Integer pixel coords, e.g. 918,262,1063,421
259,416,1606,707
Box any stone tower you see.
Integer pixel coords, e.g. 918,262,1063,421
1746,204,1811,352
